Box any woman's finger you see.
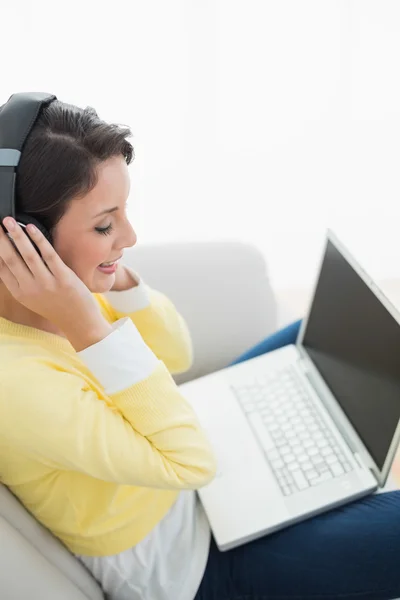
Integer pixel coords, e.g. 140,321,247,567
2,218,57,279
24,223,66,277
0,256,20,296
0,223,33,283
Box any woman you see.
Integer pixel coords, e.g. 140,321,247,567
0,98,399,600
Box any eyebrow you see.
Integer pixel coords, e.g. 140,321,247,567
93,206,119,219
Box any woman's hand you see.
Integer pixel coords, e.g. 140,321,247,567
0,217,112,351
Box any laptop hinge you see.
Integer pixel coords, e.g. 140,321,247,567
297,357,309,374
300,357,378,476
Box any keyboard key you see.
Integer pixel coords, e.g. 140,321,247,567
331,463,345,477
321,447,333,456
288,438,300,448
316,439,328,449
305,469,319,480
284,454,296,464
295,424,306,433
263,415,275,425
247,413,275,453
275,438,287,447
288,462,300,471
299,409,311,417
326,454,338,465
307,447,319,457
302,461,313,471
317,463,330,474
292,470,309,490
311,471,333,485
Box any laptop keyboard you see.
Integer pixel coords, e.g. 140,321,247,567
231,365,353,496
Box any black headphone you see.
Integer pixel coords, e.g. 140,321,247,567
0,92,58,248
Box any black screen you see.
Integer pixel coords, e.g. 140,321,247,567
302,238,400,470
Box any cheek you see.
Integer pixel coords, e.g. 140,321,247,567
78,240,110,272
55,235,109,273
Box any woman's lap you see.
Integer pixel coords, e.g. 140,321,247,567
196,490,400,600
196,321,400,600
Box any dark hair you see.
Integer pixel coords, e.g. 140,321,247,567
16,99,134,236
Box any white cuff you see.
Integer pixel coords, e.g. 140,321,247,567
77,318,159,395
103,266,151,313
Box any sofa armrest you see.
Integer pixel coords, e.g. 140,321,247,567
0,485,103,600
124,240,278,383
0,518,99,600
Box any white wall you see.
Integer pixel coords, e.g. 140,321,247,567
1,0,400,290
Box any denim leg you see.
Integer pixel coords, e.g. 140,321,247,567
195,491,400,600
229,320,302,366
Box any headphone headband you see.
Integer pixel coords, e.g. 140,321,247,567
0,92,57,221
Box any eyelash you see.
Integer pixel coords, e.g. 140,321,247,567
95,224,114,236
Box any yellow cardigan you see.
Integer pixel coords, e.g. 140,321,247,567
0,286,216,556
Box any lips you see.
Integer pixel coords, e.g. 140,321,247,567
99,261,117,267
97,263,118,274
99,255,123,267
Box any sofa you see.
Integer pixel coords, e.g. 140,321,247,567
0,240,279,600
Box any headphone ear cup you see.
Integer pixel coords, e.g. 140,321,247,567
15,213,53,258
15,213,53,245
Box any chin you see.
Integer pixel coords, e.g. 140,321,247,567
88,271,116,294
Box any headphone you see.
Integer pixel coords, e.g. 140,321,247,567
0,92,58,249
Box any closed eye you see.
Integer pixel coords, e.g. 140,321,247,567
95,224,114,236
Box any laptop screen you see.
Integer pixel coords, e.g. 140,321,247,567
302,237,400,470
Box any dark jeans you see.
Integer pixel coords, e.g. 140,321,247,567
195,320,400,600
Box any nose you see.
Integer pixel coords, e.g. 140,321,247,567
118,220,137,251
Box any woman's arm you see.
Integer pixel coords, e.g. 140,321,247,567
96,267,193,374
0,318,215,489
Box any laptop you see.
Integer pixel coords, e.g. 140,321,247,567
179,229,400,551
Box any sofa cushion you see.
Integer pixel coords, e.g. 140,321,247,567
127,240,278,384
0,484,103,600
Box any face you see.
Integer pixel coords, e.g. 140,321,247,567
52,156,137,293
